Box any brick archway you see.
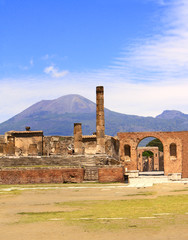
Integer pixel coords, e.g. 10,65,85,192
137,146,161,172
117,131,188,177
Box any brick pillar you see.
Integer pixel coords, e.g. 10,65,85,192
153,149,159,171
74,123,83,154
96,86,105,153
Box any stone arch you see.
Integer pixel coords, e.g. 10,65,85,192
137,136,164,172
117,131,186,177
135,135,164,150
118,132,167,173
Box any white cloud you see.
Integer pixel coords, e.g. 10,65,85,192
113,0,188,83
44,65,69,78
1,0,188,123
1,75,188,124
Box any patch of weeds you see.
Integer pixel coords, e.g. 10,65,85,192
125,191,156,197
0,189,22,196
18,211,68,223
18,195,188,231
171,189,188,192
128,225,137,228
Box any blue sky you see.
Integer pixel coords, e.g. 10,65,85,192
1,0,188,123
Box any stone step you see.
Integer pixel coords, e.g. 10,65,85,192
84,166,98,181
139,171,164,176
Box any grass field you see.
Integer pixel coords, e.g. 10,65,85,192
0,182,188,239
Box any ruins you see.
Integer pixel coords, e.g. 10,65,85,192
0,86,188,184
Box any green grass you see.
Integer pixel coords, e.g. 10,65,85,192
125,191,155,196
171,188,188,192
0,189,22,196
0,182,124,190
18,194,188,231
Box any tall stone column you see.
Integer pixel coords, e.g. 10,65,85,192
74,123,83,154
96,86,105,153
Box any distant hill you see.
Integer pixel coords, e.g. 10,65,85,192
156,110,188,120
0,95,188,136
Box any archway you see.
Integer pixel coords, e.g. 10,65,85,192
137,137,164,172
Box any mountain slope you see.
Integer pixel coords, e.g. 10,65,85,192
156,110,188,120
15,94,96,120
0,95,188,136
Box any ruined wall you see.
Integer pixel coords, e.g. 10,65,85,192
2,131,43,156
98,167,124,183
82,136,97,154
0,168,84,184
105,136,119,160
0,132,119,159
118,131,188,177
14,136,43,156
81,135,119,157
0,135,5,156
1,134,73,157
43,136,74,155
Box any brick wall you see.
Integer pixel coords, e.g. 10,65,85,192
118,131,188,178
0,168,84,184
98,167,125,183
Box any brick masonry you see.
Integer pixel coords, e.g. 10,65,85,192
0,168,84,184
0,154,121,183
118,131,188,178
98,167,125,183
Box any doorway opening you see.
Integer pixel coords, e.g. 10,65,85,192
137,137,164,172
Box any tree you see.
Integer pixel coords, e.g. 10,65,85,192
146,138,163,152
142,151,154,157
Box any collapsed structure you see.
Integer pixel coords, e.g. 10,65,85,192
0,86,188,184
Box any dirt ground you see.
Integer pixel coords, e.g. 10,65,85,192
0,182,188,240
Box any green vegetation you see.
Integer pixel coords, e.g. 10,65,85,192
0,189,22,196
142,151,154,157
146,138,163,152
0,182,121,189
18,195,188,231
125,191,155,196
171,188,188,192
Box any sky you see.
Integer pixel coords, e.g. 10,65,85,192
1,0,188,123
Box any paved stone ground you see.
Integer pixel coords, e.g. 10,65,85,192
128,176,188,188
0,177,188,192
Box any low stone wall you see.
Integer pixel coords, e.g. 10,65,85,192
0,154,120,168
0,168,84,184
0,155,122,184
98,167,125,183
